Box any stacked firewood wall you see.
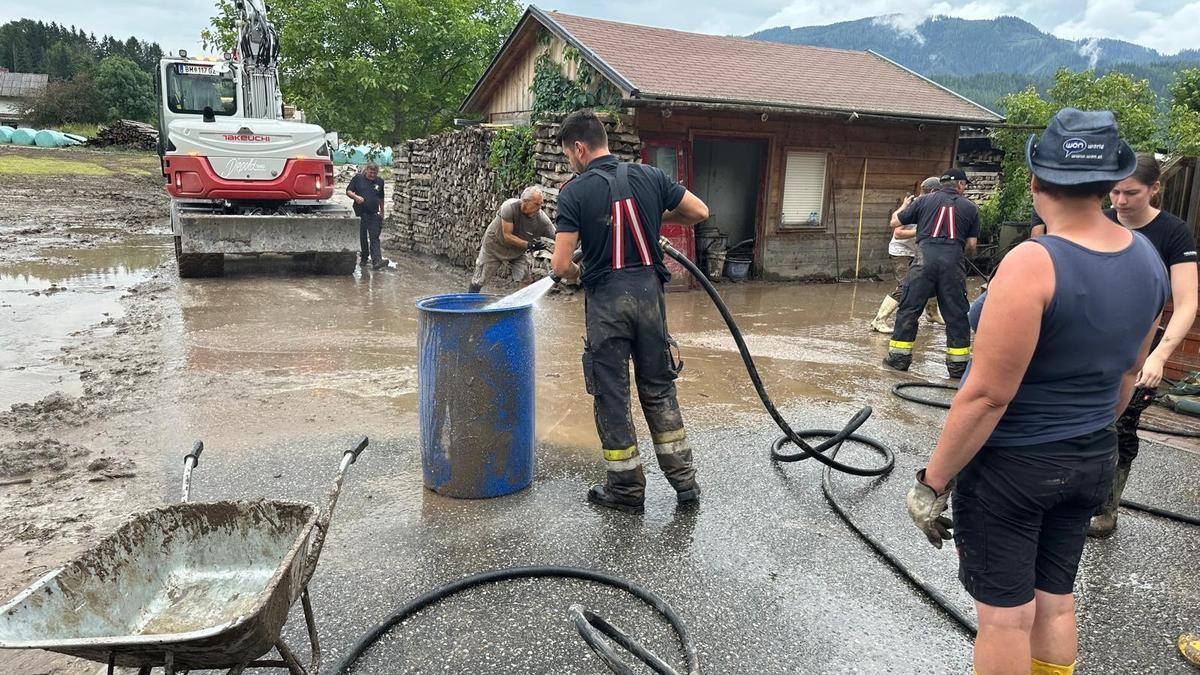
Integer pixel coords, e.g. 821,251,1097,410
388,113,640,269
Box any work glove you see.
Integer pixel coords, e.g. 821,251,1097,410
527,238,547,252
906,469,955,549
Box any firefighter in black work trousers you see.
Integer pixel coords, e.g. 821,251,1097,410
551,110,711,514
884,168,979,379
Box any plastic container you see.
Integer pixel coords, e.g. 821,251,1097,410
705,250,727,279
724,256,752,280
10,128,36,146
416,293,535,498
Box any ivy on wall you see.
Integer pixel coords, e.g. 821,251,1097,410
529,32,621,118
488,125,537,194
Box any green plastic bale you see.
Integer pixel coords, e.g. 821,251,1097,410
11,128,36,146
34,129,68,148
0,126,13,144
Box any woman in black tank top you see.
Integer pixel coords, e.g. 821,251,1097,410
904,109,1168,675
1089,154,1199,537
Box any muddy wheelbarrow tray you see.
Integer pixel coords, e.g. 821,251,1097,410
0,438,368,674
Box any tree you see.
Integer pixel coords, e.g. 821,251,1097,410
19,74,105,126
1168,68,1200,155
983,69,1162,232
95,55,154,121
203,0,521,143
43,42,76,81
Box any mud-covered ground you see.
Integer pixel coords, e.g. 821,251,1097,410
1,146,1198,674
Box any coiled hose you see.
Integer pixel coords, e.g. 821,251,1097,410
890,382,1200,527
659,240,979,634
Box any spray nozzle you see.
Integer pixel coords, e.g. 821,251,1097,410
549,249,584,284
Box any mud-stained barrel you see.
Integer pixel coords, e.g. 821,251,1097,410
416,294,535,498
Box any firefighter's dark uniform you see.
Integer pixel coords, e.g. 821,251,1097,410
555,155,697,508
887,186,980,377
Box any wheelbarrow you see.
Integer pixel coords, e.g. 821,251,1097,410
0,437,369,674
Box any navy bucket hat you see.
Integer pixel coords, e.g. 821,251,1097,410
1025,108,1136,185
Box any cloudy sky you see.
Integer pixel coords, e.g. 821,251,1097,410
9,0,1200,56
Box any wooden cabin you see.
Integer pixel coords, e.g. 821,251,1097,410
459,7,1004,280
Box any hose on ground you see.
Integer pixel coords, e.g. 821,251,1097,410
889,381,1200,527
660,240,982,635
333,566,698,675
659,239,889,477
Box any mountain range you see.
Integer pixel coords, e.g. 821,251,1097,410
750,15,1197,77
749,16,1199,110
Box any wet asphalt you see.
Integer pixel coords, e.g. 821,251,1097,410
152,261,1200,674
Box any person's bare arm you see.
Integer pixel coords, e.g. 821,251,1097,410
552,231,581,280
500,219,528,249
891,194,916,229
662,191,709,227
964,237,978,256
1030,224,1046,239
345,185,364,205
895,226,917,240
1118,319,1162,417
1138,262,1198,387
922,243,1054,491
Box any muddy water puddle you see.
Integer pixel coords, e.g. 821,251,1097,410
0,234,170,408
174,255,943,448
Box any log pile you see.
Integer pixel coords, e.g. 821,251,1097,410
90,120,158,150
533,112,641,221
964,171,1000,204
389,113,642,271
388,126,506,267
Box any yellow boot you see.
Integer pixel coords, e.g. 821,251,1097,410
1180,632,1200,666
1031,657,1076,675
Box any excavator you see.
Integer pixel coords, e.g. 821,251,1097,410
155,0,358,277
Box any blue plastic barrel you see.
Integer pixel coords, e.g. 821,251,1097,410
416,294,535,498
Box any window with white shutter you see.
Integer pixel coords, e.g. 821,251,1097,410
781,151,828,228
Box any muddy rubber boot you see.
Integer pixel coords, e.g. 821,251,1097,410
883,352,911,371
1178,632,1200,666
924,299,945,325
946,361,967,380
653,430,700,504
588,465,646,515
871,296,900,333
1088,460,1131,538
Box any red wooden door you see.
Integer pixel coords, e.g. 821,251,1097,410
641,138,694,291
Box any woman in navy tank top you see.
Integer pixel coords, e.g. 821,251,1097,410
905,109,1169,675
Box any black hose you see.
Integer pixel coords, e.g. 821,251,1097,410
775,430,977,635
333,566,698,675
660,240,977,634
1136,422,1200,438
658,239,887,476
888,380,1200,527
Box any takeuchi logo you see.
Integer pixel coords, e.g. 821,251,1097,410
224,134,271,142
1063,138,1088,157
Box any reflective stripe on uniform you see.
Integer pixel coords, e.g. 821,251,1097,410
603,446,639,462
654,439,690,456
651,429,687,444
605,455,643,473
945,346,971,356
889,340,914,353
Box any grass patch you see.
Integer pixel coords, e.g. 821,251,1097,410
0,153,112,176
58,122,102,138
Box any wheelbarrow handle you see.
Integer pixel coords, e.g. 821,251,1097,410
185,440,204,466
345,436,368,464
181,440,204,503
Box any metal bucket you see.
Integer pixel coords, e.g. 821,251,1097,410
416,294,535,498
705,250,727,278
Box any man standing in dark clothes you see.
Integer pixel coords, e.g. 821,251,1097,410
885,168,979,378
550,110,710,514
346,162,389,270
